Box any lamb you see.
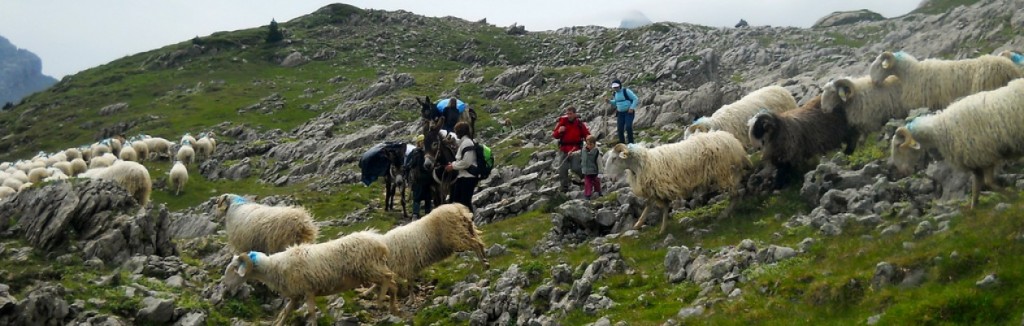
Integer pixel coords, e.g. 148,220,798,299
222,230,398,326
169,161,188,195
869,51,1023,111
176,142,195,165
604,131,751,234
684,85,797,148
890,78,1024,209
748,95,858,188
819,76,905,137
213,194,319,254
79,160,152,206
376,203,488,296
69,158,87,176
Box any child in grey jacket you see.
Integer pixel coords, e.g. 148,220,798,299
580,135,602,199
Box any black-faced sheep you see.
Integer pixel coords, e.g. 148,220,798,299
820,76,904,138
377,203,488,296
222,231,398,326
605,131,751,234
891,78,1024,209
869,51,1023,111
684,85,797,148
213,194,319,254
79,160,152,207
748,95,858,188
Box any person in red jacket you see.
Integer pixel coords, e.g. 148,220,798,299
552,106,591,191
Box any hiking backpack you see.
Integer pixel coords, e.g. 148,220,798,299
462,142,494,179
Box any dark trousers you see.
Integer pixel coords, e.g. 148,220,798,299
451,177,479,212
616,111,635,144
411,182,432,218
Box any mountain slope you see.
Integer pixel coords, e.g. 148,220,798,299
3,0,1024,325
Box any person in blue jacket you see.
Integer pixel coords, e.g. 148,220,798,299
608,79,639,144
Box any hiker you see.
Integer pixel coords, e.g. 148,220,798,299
404,134,432,219
552,106,590,191
445,121,479,212
609,79,639,144
580,135,603,200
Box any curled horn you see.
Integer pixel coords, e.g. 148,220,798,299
613,143,630,159
834,78,855,103
895,127,920,150
880,51,895,70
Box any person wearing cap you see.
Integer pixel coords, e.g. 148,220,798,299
608,79,639,144
404,133,432,218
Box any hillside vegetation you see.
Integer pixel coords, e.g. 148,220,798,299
1,0,1023,325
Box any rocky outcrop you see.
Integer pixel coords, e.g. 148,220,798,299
0,179,177,265
813,10,886,28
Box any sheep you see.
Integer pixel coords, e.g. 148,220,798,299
176,142,195,165
213,194,319,254
144,137,174,160
88,153,118,169
107,137,123,156
1,177,22,191
27,167,50,184
1000,50,1024,67
90,141,111,159
79,146,94,162
819,76,905,137
748,95,858,188
69,158,88,176
684,85,797,148
193,136,213,161
605,131,751,234
51,161,73,177
79,160,152,207
374,203,488,297
63,148,82,161
890,78,1024,209
0,186,15,200
43,168,68,182
222,230,398,326
869,51,1023,111
44,152,67,167
119,145,138,162
130,139,149,162
169,161,188,196
181,133,197,148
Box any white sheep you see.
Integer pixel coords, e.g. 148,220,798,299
376,203,488,297
51,161,73,177
27,167,50,184
79,160,152,207
213,194,319,254
43,168,68,182
684,85,797,148
44,152,67,167
90,140,111,159
181,133,197,148
169,161,188,196
605,131,751,234
69,158,88,176
80,146,94,162
107,137,123,156
1,177,21,191
119,145,138,162
130,139,150,162
63,148,82,161
193,136,214,161
88,153,118,169
869,51,1023,110
819,75,905,137
222,231,398,325
144,137,174,160
176,143,195,165
891,78,1024,209
0,186,15,200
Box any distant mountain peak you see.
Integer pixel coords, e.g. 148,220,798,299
620,10,652,29
0,35,57,105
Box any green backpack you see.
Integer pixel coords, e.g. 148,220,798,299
462,142,494,179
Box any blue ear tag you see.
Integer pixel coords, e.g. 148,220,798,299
231,195,249,206
894,51,906,59
248,251,259,266
1011,53,1024,65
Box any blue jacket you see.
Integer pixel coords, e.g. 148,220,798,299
610,88,639,112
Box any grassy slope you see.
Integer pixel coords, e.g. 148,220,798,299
2,2,1024,325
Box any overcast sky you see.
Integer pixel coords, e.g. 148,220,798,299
0,0,921,79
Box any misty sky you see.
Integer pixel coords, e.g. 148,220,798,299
0,0,921,79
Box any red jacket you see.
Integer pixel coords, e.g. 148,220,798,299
552,116,590,153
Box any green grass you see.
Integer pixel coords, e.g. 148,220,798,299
911,0,984,15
